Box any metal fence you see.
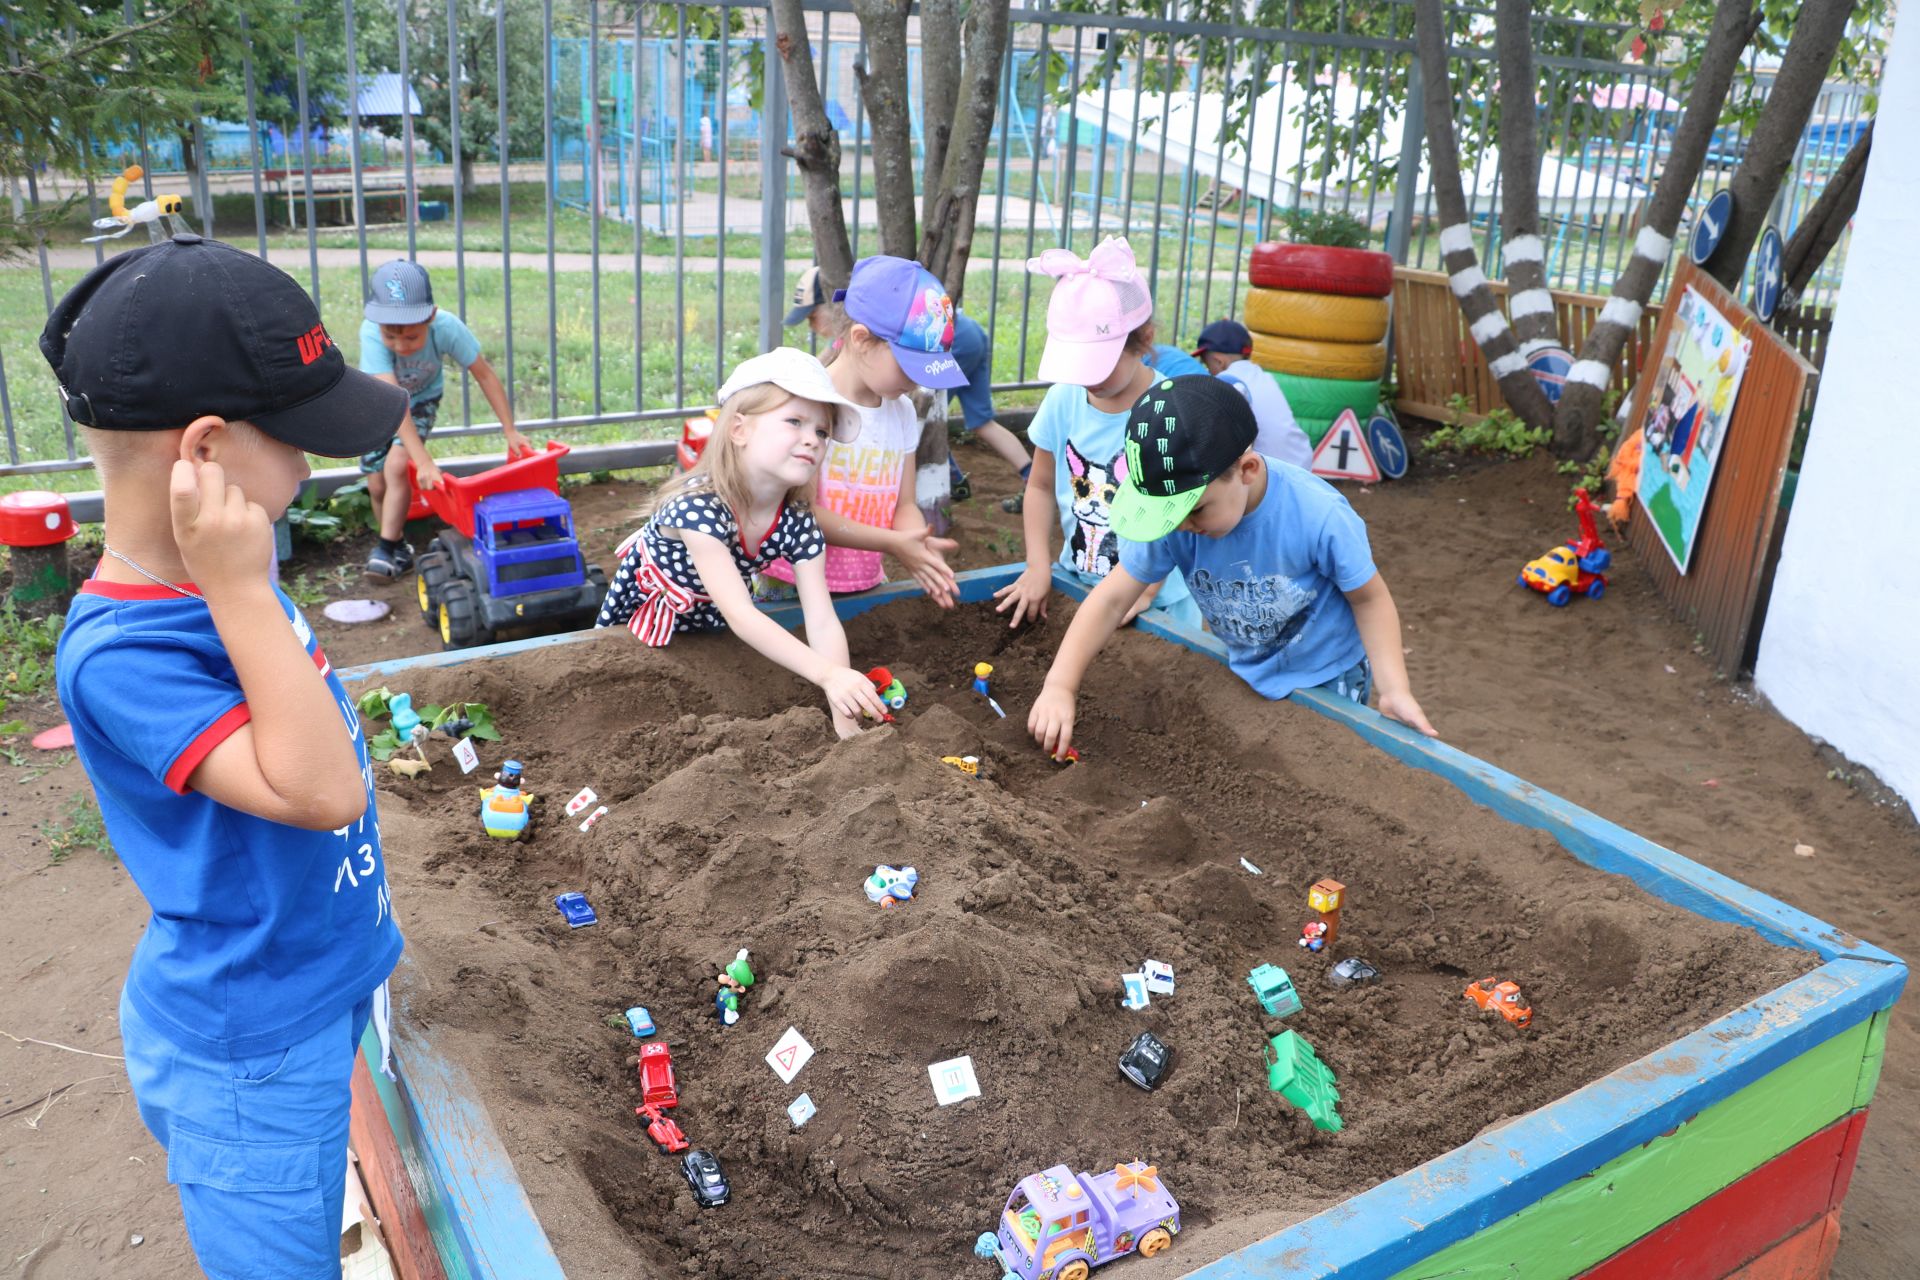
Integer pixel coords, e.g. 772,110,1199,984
0,0,1878,487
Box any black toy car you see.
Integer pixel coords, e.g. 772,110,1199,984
681,1149,731,1208
1118,1031,1172,1092
1327,957,1382,989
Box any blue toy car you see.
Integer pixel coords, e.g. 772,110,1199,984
554,892,598,929
625,1006,655,1037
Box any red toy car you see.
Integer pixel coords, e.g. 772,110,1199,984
637,1041,679,1110
637,1102,689,1153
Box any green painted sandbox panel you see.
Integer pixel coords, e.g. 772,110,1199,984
1386,1015,1874,1280
1854,1009,1889,1110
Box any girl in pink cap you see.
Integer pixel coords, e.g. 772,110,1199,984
993,237,1202,630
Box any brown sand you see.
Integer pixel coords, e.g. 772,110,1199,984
361,594,1812,1279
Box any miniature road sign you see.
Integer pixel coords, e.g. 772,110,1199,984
566,787,598,817
1366,414,1409,479
1143,960,1175,995
1239,857,1264,876
766,1026,814,1084
1753,226,1784,321
1310,410,1383,483
452,737,480,773
1689,189,1734,265
929,1055,982,1105
1121,972,1151,1011
787,1093,817,1128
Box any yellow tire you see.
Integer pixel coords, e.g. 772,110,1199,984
1250,332,1388,381
1138,1227,1173,1257
1244,286,1390,343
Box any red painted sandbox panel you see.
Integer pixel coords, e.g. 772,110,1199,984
1577,1111,1865,1280
1723,1210,1842,1280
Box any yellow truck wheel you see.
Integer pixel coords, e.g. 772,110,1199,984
1244,286,1390,343
1138,1227,1173,1257
1250,332,1388,381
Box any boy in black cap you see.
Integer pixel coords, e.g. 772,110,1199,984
41,234,407,1280
1029,374,1435,758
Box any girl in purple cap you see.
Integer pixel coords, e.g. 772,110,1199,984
993,237,1202,630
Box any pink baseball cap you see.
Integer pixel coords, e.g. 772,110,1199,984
1029,237,1154,386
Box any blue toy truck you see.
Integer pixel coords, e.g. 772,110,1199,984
412,443,607,650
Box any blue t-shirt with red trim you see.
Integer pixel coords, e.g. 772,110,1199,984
56,575,403,1058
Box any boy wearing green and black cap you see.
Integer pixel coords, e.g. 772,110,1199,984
1028,374,1435,758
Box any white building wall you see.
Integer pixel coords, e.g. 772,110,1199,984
1755,7,1920,815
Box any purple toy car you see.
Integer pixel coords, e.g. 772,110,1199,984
979,1161,1179,1279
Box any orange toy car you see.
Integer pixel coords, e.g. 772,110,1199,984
1465,977,1533,1029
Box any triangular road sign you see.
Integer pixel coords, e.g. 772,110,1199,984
1310,409,1382,483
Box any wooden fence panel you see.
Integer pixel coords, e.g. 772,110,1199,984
1621,262,1813,675
1390,268,1665,424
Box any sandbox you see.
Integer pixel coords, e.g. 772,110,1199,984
341,566,1904,1280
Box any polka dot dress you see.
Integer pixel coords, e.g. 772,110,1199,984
595,483,826,642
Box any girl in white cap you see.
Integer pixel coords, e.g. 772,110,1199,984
596,348,889,735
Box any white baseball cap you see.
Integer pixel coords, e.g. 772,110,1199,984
717,347,861,442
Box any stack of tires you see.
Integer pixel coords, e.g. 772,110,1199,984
1243,242,1395,445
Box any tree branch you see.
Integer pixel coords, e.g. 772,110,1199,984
1495,0,1556,352
769,0,855,289
1412,0,1554,430
918,0,1011,304
850,0,917,258
1553,0,1757,456
1702,0,1859,290
917,0,962,236
1780,117,1870,310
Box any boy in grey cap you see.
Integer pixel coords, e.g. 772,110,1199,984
359,259,528,578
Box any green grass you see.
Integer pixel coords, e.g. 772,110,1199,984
0,604,62,712
40,792,112,864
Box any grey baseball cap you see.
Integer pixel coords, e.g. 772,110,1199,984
364,259,436,325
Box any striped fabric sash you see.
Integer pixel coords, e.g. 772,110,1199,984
617,533,710,646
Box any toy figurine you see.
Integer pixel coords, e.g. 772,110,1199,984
1307,878,1345,947
480,760,534,839
971,662,993,697
1518,488,1611,607
1298,920,1328,952
864,864,919,906
715,947,755,1025
868,667,909,711
390,692,431,763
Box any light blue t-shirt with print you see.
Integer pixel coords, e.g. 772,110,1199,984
1120,457,1376,699
358,310,482,406
1028,383,1192,613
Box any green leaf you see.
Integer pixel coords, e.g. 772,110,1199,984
357,688,393,720
419,704,445,724
0,719,27,736
367,729,402,762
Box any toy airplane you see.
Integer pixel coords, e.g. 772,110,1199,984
84,166,195,243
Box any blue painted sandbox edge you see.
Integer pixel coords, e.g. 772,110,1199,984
343,561,1905,1280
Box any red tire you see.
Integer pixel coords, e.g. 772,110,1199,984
1248,242,1395,298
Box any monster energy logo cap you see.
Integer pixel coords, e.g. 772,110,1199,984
1107,373,1258,542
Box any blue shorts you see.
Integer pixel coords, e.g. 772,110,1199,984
359,395,441,473
120,987,372,1280
1317,656,1373,705
948,316,996,430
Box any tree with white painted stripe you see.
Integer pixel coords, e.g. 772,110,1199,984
1412,0,1872,460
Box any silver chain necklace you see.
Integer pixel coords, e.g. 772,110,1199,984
103,545,203,600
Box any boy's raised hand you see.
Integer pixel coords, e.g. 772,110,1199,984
1028,684,1077,758
169,459,272,598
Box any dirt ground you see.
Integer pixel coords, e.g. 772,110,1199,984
0,437,1914,1279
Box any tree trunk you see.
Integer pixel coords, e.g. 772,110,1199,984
1411,0,1554,430
1551,0,1760,457
460,151,476,197
1702,0,1860,291
770,0,855,288
918,0,1011,306
850,0,917,258
917,0,961,238
1495,0,1557,354
1780,117,1870,310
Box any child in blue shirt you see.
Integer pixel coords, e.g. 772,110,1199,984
40,235,408,1280
358,258,528,579
1029,374,1436,758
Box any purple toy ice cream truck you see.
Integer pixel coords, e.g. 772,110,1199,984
975,1160,1180,1279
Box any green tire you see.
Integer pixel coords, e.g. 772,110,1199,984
1269,369,1382,424
1296,414,1336,447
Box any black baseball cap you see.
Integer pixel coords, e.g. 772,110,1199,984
40,234,407,458
1193,318,1253,358
1108,374,1258,542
